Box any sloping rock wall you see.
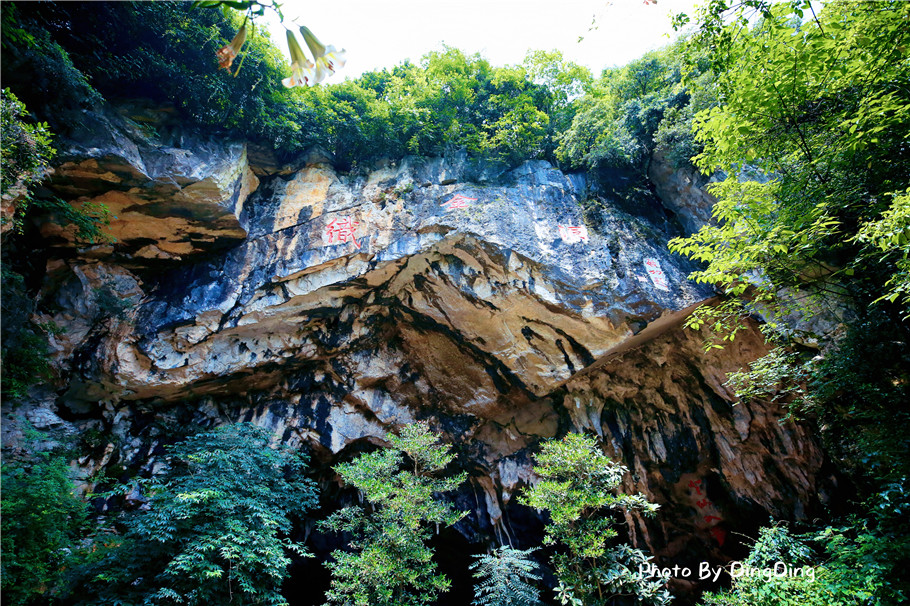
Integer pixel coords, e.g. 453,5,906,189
4,116,840,600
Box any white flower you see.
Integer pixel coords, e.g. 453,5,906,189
299,26,346,84
282,30,316,88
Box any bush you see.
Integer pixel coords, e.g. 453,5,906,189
520,433,671,606
700,522,910,606
1,430,88,606
321,422,467,606
75,423,318,606
0,268,52,399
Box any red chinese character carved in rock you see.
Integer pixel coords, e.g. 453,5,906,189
709,526,727,547
703,515,722,524
324,216,361,249
696,498,712,509
643,257,669,291
441,194,476,210
688,479,703,496
558,224,589,244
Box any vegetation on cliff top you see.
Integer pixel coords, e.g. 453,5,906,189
1,1,698,176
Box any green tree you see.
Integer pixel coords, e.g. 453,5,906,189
1,88,54,223
668,3,910,603
1,431,88,606
4,2,299,150
470,546,542,606
521,49,592,158
1,90,108,399
699,526,829,606
669,0,910,329
666,0,910,471
4,2,589,171
0,88,108,240
699,523,910,606
523,50,592,120
520,433,671,606
556,48,689,174
77,423,317,606
320,422,467,606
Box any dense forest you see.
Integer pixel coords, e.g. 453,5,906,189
2,1,909,605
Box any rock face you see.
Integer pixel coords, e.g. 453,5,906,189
41,105,258,262
649,149,717,235
563,319,832,563
9,119,840,601
58,155,707,406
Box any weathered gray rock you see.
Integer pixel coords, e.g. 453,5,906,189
562,317,832,558
649,149,717,235
25,405,65,430
55,153,708,406
41,105,258,262
36,260,144,367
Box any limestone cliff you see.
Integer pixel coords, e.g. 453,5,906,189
3,107,838,602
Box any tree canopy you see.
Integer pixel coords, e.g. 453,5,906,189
76,423,318,606
1,1,594,171
666,2,910,602
321,423,467,606
520,433,670,606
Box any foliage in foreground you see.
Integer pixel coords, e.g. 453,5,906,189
669,0,910,331
320,422,467,606
520,433,671,606
700,521,910,606
1,430,88,606
700,526,831,606
669,0,910,522
470,545,542,606
76,423,318,606
669,2,910,604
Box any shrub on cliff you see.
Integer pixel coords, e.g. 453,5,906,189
320,422,467,606
0,88,109,242
75,423,318,606
1,90,109,400
1,429,88,606
520,433,671,606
